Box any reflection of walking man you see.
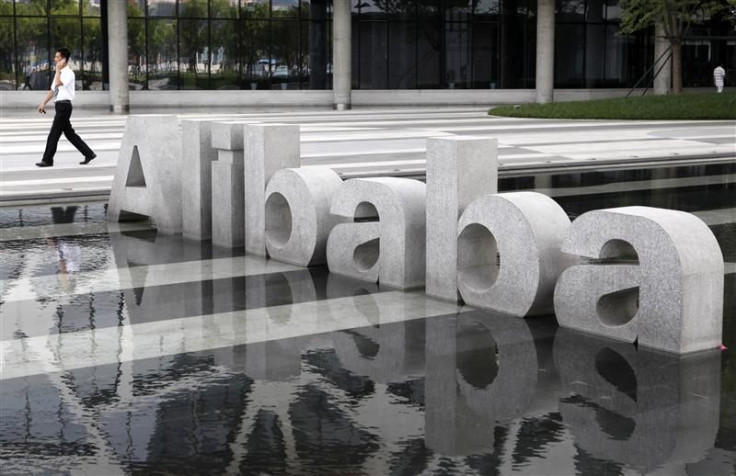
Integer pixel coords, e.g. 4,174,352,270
713,64,726,93
23,61,33,90
36,48,97,168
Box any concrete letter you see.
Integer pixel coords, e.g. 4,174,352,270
426,136,498,302
457,192,572,316
554,206,724,354
181,119,218,241
108,115,182,234
328,177,426,290
264,167,344,266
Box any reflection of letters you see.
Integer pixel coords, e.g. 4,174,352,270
554,207,724,353
553,329,720,472
425,310,537,456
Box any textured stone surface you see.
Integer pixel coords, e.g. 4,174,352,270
426,136,498,302
327,222,380,283
245,124,301,256
211,122,248,248
554,329,720,469
456,192,572,316
108,115,182,234
328,177,427,290
181,120,217,241
424,310,537,456
264,167,344,266
554,206,724,354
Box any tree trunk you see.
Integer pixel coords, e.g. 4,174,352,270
671,39,683,94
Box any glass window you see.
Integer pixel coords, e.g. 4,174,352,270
243,0,269,19
128,18,146,89
51,0,79,16
14,0,46,15
474,0,500,17
445,21,471,88
556,0,584,21
81,17,102,90
416,21,441,88
446,0,471,22
0,17,15,90
211,19,239,88
585,24,605,86
358,21,387,88
212,0,239,18
179,19,209,89
301,0,328,19
16,17,48,90
472,22,498,89
605,0,621,20
604,24,629,86
303,19,330,89
128,1,146,18
82,0,101,17
271,19,299,89
273,0,299,18
50,18,81,70
586,0,605,22
555,24,585,87
148,19,178,90
149,0,176,17
359,0,387,19
241,19,270,89
388,21,415,89
180,0,208,18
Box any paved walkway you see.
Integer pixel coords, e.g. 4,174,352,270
1,107,734,204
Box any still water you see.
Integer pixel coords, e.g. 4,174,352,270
1,164,734,475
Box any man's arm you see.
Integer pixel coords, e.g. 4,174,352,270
37,89,54,113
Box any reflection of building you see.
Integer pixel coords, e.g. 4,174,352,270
0,0,733,105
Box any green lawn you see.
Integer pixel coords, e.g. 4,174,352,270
489,92,736,120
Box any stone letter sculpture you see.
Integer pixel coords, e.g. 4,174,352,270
245,124,301,256
554,206,724,354
264,167,344,266
211,121,250,248
181,119,218,241
426,136,498,302
108,115,182,234
457,192,573,316
328,177,427,289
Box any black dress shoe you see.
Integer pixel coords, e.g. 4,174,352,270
80,154,96,165
35,161,53,167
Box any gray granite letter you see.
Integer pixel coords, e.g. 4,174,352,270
245,124,301,256
426,136,498,302
264,167,344,266
211,121,251,248
108,115,182,233
328,177,427,289
181,119,218,241
456,192,572,316
554,206,724,354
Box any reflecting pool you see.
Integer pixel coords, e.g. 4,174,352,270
1,163,734,475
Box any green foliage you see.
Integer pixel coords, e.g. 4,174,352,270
489,93,736,120
619,0,727,37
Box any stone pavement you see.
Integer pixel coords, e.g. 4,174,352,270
1,107,734,205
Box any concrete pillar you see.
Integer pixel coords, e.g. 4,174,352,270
654,22,672,95
332,0,351,110
107,0,129,114
535,0,555,104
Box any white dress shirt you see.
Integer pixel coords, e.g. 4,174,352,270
52,68,76,102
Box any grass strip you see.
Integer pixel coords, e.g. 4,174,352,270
489,92,736,120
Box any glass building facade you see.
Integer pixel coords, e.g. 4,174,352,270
0,0,733,92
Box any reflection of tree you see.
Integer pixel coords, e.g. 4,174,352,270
180,0,208,76
128,4,146,83
0,2,13,83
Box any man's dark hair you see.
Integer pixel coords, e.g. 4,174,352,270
57,48,71,61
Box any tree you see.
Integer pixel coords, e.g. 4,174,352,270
619,0,728,94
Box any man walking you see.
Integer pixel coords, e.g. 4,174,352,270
713,63,726,93
36,48,96,168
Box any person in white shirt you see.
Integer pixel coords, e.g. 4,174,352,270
36,48,96,168
713,64,726,93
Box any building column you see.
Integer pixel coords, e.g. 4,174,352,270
107,0,129,114
654,22,672,95
332,0,351,110
535,0,555,104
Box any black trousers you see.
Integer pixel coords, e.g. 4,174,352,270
41,101,95,164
